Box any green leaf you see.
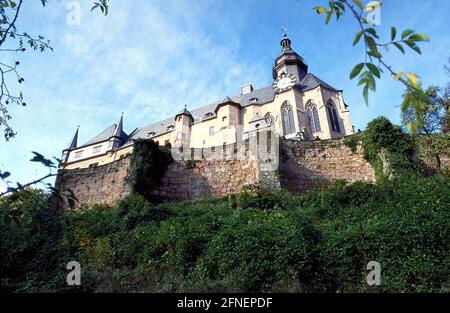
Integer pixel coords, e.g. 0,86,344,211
401,29,414,39
366,63,381,78
0,171,11,179
393,42,405,54
408,33,429,42
367,73,376,91
365,27,379,38
325,11,332,24
335,2,345,12
314,7,327,14
406,73,418,87
363,85,369,105
350,63,365,79
353,30,363,46
393,72,405,80
390,27,396,41
411,45,422,54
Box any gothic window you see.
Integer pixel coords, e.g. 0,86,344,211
327,100,341,132
281,102,295,135
306,101,321,133
264,113,275,128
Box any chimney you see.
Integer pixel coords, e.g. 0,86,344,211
241,84,253,95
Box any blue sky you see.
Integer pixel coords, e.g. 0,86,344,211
0,0,449,191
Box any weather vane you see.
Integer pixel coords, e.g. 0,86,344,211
281,27,288,37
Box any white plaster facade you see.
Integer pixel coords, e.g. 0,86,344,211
61,34,354,170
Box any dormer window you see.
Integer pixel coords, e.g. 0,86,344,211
92,145,102,154
249,97,258,104
167,125,175,131
148,131,156,137
204,112,214,118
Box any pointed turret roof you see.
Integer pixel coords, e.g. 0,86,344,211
214,96,241,113
65,127,79,150
174,105,194,122
112,113,124,138
223,96,233,102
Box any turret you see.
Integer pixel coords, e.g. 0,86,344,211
108,113,126,151
62,126,79,163
173,106,193,148
272,33,308,82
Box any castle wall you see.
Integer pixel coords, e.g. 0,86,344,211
56,136,377,208
279,137,376,194
149,158,260,201
56,157,131,207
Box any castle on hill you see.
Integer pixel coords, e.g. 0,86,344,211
60,33,354,170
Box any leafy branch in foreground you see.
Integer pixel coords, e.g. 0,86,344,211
0,0,109,141
0,152,59,197
0,0,53,140
91,0,110,15
314,0,430,131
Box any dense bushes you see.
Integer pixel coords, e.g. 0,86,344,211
126,139,172,200
362,117,417,181
1,175,449,293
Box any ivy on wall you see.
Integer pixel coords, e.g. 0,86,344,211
361,117,416,182
126,139,172,200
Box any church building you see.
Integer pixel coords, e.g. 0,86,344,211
60,34,354,170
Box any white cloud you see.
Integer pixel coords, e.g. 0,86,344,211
0,0,268,185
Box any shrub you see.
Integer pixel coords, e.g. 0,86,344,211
126,139,172,200
1,175,448,293
196,209,320,292
362,116,416,181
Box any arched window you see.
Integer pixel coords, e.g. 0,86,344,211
281,102,295,135
327,100,341,132
264,113,275,128
306,101,321,133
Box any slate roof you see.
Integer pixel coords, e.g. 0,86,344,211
80,72,338,148
175,107,194,121
296,73,338,92
81,124,128,147
65,127,79,150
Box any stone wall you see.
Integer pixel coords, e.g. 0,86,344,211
279,137,375,194
55,157,131,208
55,154,267,208
149,159,260,201
55,136,377,208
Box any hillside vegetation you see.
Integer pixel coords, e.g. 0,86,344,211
1,174,449,293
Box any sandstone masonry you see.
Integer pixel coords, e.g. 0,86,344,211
56,137,378,208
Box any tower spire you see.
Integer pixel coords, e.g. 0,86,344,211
280,31,292,50
113,112,123,138
67,126,79,150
